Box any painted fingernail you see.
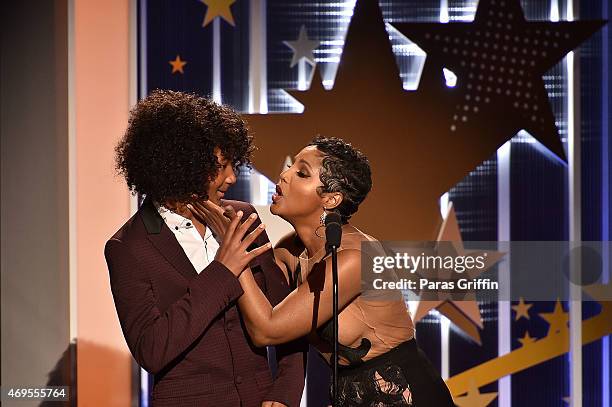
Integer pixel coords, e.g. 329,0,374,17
237,211,243,217
187,204,193,209
250,213,257,219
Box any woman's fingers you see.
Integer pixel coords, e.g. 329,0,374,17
246,242,272,262
187,202,210,222
241,223,266,251
191,202,213,222
200,200,235,224
197,201,224,225
224,210,243,243
234,212,258,240
194,200,213,215
194,201,236,238
223,205,237,220
199,200,224,216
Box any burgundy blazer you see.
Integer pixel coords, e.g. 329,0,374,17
104,197,305,406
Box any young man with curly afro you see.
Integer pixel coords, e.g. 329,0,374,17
104,90,305,407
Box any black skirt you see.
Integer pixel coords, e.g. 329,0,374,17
333,338,456,407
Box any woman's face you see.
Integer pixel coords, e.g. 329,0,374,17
271,146,330,223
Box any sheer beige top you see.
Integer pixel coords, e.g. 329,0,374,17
278,225,415,365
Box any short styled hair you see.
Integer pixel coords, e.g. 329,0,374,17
115,90,254,203
308,136,372,223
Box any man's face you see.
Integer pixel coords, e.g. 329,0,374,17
206,148,237,205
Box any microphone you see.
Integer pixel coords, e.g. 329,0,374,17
325,212,342,250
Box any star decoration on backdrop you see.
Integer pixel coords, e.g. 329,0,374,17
244,0,600,241
411,202,505,344
446,284,612,397
517,330,537,347
512,297,533,321
453,380,497,407
392,0,606,160
243,0,604,243
284,25,320,68
200,0,236,27
169,55,187,74
539,300,569,335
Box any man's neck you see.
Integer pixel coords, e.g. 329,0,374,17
157,201,208,240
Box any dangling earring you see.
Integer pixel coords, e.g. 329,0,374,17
315,208,329,238
319,210,328,226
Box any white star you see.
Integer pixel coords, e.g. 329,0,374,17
283,25,319,68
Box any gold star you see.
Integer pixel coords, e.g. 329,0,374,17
517,330,537,347
200,0,236,27
453,380,498,407
446,295,612,397
539,299,569,335
169,55,187,74
412,202,506,344
512,297,533,321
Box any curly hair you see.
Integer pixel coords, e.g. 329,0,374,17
308,136,372,223
115,90,254,203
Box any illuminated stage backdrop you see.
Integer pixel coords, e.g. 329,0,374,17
137,0,609,406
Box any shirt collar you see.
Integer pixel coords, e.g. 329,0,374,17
154,201,194,230
153,201,214,240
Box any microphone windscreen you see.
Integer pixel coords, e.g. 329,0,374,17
325,212,342,249
325,212,342,226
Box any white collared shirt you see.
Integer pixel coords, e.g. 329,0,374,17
155,202,220,274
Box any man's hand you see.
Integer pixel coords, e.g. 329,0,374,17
214,211,271,277
261,401,288,407
187,200,236,240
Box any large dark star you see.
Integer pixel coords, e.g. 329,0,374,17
245,0,449,241
243,0,603,241
242,0,603,339
392,0,605,161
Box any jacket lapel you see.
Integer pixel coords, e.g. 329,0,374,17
139,197,199,281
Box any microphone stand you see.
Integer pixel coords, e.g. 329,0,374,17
325,212,342,407
331,243,339,407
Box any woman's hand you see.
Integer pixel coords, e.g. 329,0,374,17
214,211,271,277
187,200,237,240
